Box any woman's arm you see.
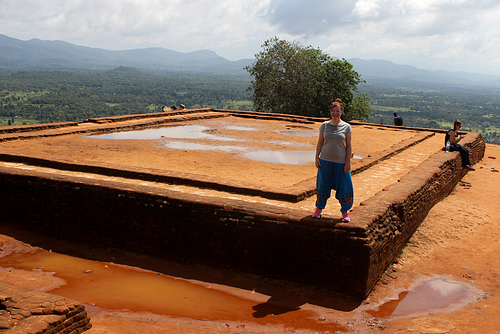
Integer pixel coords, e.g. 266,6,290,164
315,130,324,169
344,131,352,173
448,130,463,145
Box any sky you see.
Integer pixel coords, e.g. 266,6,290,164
2,0,500,75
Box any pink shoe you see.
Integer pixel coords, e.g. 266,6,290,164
341,211,350,222
312,208,322,218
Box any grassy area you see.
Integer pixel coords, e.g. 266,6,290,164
221,100,253,110
146,104,159,112
435,121,455,129
0,117,40,126
373,105,411,112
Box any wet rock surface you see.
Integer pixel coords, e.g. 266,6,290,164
0,280,91,333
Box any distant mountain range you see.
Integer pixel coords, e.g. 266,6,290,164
1,34,500,88
0,34,250,74
348,58,500,88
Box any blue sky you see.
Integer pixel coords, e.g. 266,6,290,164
2,0,500,75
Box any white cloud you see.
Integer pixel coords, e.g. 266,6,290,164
1,0,500,74
0,0,273,56
267,0,355,35
307,0,500,74
350,0,381,20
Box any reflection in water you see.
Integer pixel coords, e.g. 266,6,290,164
226,125,258,131
88,122,362,165
90,125,238,141
242,151,363,165
269,140,311,147
243,151,314,165
164,141,245,152
0,249,347,332
279,130,317,137
0,250,246,319
368,278,476,317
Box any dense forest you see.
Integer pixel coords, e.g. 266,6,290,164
1,67,499,144
0,67,253,124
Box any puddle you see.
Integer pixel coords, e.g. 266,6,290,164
163,141,316,166
0,249,346,332
82,303,110,315
0,250,243,319
164,140,245,152
367,277,478,317
90,124,238,142
241,150,363,165
269,140,312,147
279,130,317,137
243,150,315,165
87,121,361,165
225,125,258,131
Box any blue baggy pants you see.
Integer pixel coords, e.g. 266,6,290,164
315,159,354,212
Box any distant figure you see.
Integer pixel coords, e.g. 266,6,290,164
393,113,403,126
162,106,169,112
179,104,186,110
171,105,178,111
445,120,475,171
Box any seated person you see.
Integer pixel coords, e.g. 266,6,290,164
445,120,475,171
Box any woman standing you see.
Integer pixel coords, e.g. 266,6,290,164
312,98,354,221
445,120,475,171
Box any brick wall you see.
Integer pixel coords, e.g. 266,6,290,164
0,280,91,333
353,132,485,294
0,113,486,298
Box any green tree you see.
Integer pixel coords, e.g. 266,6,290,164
245,37,372,120
347,94,372,121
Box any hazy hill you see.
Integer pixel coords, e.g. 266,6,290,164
1,34,500,87
0,34,250,74
348,58,500,88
